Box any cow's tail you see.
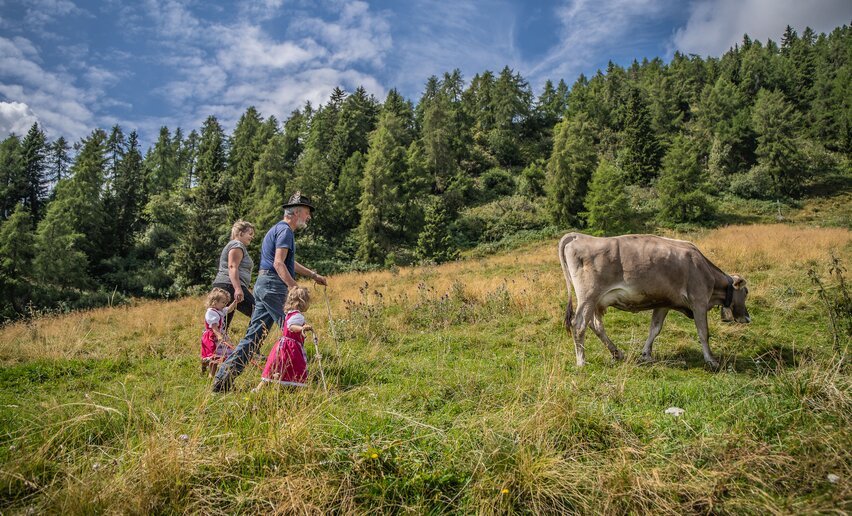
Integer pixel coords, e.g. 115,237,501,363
558,233,579,333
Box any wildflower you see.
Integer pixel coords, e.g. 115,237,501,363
9,445,16,451
179,434,189,442
827,473,840,484
371,453,378,459
501,488,509,495
92,463,101,471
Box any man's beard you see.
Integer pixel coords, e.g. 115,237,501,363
297,220,308,230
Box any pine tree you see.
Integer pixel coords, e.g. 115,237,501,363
145,127,179,196
0,135,23,220
751,88,803,196
415,199,457,263
583,159,633,235
196,116,228,200
619,86,662,185
20,123,48,221
171,116,229,288
546,112,597,227
36,129,109,277
49,136,70,184
0,204,34,317
356,111,410,263
656,135,715,224
228,106,265,218
112,131,145,253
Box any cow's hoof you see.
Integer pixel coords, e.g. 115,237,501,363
611,351,624,361
705,359,721,370
637,353,654,364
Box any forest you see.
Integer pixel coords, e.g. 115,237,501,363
0,24,849,322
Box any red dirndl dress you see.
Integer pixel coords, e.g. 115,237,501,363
201,307,232,363
261,311,308,387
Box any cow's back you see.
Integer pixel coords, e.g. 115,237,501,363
561,233,707,311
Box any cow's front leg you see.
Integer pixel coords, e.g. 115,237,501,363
640,308,669,362
693,309,720,369
590,309,623,361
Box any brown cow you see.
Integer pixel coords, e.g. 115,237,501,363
558,232,751,368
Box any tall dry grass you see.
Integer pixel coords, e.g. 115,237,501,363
2,224,851,514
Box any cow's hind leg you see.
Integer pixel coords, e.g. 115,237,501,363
640,308,669,362
571,302,595,367
589,309,624,361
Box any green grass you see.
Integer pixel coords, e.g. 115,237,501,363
1,226,850,514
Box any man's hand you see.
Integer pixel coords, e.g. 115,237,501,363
313,273,327,286
234,287,244,303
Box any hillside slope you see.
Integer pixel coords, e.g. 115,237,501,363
1,224,850,513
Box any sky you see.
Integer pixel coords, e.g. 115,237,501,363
0,0,850,148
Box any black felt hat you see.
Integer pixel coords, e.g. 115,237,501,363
282,191,315,212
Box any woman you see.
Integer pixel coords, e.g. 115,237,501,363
212,220,256,331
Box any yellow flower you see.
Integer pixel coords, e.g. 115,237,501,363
501,488,509,495
371,453,379,459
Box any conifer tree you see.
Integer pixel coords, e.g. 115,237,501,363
0,135,23,220
112,131,145,253
546,112,597,227
0,204,34,317
656,135,715,224
751,88,803,196
34,129,108,287
145,127,179,196
356,110,409,263
620,86,662,185
20,123,48,221
172,116,229,288
228,106,264,218
416,199,457,264
49,136,70,184
584,159,633,235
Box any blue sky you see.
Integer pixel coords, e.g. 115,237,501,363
1,0,850,148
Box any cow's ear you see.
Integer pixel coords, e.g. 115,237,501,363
732,275,747,290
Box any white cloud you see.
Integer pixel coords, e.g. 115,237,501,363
527,0,670,85
0,101,38,136
24,0,87,28
672,0,852,56
0,35,95,140
387,0,519,98
142,0,391,135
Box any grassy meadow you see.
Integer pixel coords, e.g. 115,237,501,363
1,223,850,514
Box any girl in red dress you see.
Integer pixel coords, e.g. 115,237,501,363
254,286,313,390
201,287,238,377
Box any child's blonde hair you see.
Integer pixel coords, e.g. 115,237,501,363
284,286,311,312
206,287,231,308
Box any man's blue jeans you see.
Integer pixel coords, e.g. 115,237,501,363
212,272,288,392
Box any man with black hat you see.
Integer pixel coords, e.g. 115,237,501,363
212,191,327,393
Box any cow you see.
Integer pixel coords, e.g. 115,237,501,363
557,232,751,368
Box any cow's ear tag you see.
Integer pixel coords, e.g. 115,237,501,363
732,275,747,290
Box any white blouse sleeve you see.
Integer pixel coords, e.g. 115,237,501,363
205,308,222,326
286,312,306,329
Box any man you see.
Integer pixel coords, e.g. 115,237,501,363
212,191,327,393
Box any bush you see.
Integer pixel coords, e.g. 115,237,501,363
477,168,516,202
454,196,549,247
729,166,777,200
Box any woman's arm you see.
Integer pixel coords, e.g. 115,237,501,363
227,247,245,302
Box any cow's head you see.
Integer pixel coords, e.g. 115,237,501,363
720,275,751,323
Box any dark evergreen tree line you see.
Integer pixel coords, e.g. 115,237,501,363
0,24,849,322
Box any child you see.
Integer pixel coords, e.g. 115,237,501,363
254,286,313,391
201,287,239,377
